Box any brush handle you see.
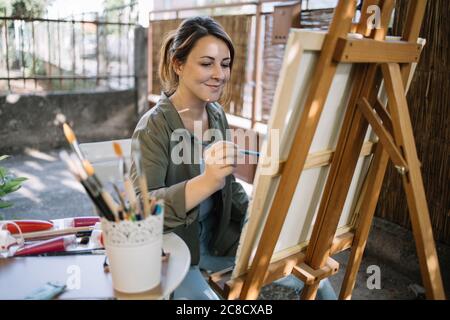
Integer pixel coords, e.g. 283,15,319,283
139,176,151,217
239,149,260,157
101,191,119,222
123,179,138,213
71,143,85,161
201,142,260,157
81,180,115,221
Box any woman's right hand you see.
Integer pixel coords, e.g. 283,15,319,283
184,141,241,212
203,141,239,191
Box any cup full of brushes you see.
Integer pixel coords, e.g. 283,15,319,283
101,200,164,293
60,122,165,293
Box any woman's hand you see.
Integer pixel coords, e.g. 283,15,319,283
203,141,239,192
185,141,240,212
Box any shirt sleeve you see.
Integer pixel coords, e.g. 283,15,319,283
230,175,249,223
129,113,188,229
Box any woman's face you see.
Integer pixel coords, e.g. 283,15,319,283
176,35,231,103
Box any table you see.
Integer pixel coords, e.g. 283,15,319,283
0,233,190,300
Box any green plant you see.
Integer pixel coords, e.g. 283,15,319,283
0,155,27,209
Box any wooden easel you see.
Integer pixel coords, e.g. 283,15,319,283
209,0,445,300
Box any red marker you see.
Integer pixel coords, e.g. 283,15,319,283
6,220,54,234
72,217,100,228
14,235,76,256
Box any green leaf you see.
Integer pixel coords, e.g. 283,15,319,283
3,186,21,194
7,185,21,193
12,177,28,182
0,155,10,162
5,179,25,189
0,200,12,209
2,180,25,194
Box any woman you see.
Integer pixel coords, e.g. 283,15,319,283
130,16,336,300
130,16,248,299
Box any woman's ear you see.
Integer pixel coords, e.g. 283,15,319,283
172,58,183,76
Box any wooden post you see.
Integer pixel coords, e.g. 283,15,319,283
251,2,262,128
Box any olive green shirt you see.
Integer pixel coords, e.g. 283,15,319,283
129,93,249,265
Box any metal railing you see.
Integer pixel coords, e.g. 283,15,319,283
0,10,137,93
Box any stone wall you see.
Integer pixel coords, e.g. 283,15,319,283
0,90,138,154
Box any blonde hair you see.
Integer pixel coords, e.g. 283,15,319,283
158,16,235,97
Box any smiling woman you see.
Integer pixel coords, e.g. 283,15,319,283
129,16,249,300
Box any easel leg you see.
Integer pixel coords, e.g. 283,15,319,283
382,63,445,300
300,282,320,300
339,143,390,299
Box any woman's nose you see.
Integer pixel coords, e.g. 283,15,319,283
212,64,225,81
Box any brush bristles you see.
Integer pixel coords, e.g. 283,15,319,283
82,160,95,177
63,123,76,144
113,142,123,158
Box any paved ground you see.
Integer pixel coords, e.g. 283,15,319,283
0,148,439,300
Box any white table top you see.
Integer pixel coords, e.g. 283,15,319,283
0,233,190,300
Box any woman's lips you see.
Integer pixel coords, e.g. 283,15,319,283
204,83,222,90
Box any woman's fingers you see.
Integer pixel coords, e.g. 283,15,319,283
206,154,237,166
204,141,239,165
206,140,237,155
218,163,236,175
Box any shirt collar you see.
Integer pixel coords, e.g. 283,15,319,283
158,92,222,132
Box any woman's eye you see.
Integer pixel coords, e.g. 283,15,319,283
201,63,212,67
222,64,230,68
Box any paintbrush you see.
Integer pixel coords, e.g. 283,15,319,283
101,190,120,222
112,183,127,212
112,142,140,218
69,153,115,221
112,182,129,220
176,106,259,156
176,107,260,157
201,141,260,157
80,160,103,193
149,197,156,216
112,142,127,177
82,159,119,222
60,151,114,221
62,122,85,161
131,139,151,218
